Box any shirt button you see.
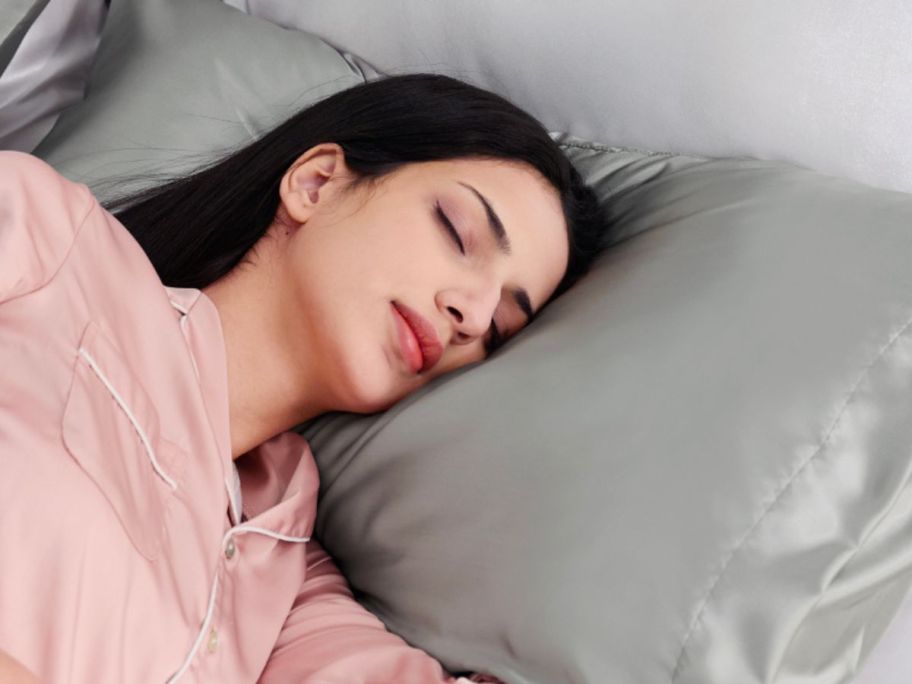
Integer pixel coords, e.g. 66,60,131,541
225,538,236,560
207,627,219,653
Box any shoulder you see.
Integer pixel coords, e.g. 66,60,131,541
0,152,97,302
0,151,94,217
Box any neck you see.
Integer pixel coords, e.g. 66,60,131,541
201,250,328,460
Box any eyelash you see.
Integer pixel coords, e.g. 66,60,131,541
435,202,465,254
486,321,504,356
434,201,503,354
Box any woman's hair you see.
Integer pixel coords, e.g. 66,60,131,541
106,73,608,310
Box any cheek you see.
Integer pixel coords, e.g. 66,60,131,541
291,206,468,410
323,296,432,413
434,345,485,378
388,213,455,278
326,327,402,412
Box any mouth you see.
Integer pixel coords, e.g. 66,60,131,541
391,301,443,374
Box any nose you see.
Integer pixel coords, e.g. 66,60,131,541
437,276,500,345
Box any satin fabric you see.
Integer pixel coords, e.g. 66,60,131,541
0,151,490,683
0,0,107,152
301,142,912,683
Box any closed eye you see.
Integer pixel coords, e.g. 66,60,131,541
435,202,465,254
484,320,504,356
434,201,504,355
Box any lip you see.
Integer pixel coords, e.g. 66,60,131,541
391,301,444,374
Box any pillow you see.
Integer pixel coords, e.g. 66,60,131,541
297,138,912,683
33,0,365,197
0,0,107,152
33,1,912,682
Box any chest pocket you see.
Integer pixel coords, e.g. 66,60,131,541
62,320,186,561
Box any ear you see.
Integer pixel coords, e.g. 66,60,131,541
278,142,352,224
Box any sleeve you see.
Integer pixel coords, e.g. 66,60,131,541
0,151,93,303
257,538,504,684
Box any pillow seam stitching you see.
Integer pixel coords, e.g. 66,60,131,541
670,308,912,681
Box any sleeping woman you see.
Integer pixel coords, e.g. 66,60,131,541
0,73,605,683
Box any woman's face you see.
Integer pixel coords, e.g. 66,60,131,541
271,143,569,414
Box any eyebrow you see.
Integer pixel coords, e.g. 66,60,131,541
457,181,535,325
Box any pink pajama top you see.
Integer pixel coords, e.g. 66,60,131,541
0,152,496,684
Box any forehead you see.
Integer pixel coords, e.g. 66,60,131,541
404,157,556,201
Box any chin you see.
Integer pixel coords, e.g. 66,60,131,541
332,359,412,416
343,393,394,415
326,323,432,414
347,372,424,415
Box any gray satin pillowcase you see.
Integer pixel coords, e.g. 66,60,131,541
33,0,912,682
33,0,364,199
301,142,912,683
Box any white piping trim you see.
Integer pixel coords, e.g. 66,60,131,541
165,560,221,683
78,348,178,491
230,525,311,544
177,314,201,382
164,526,310,681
